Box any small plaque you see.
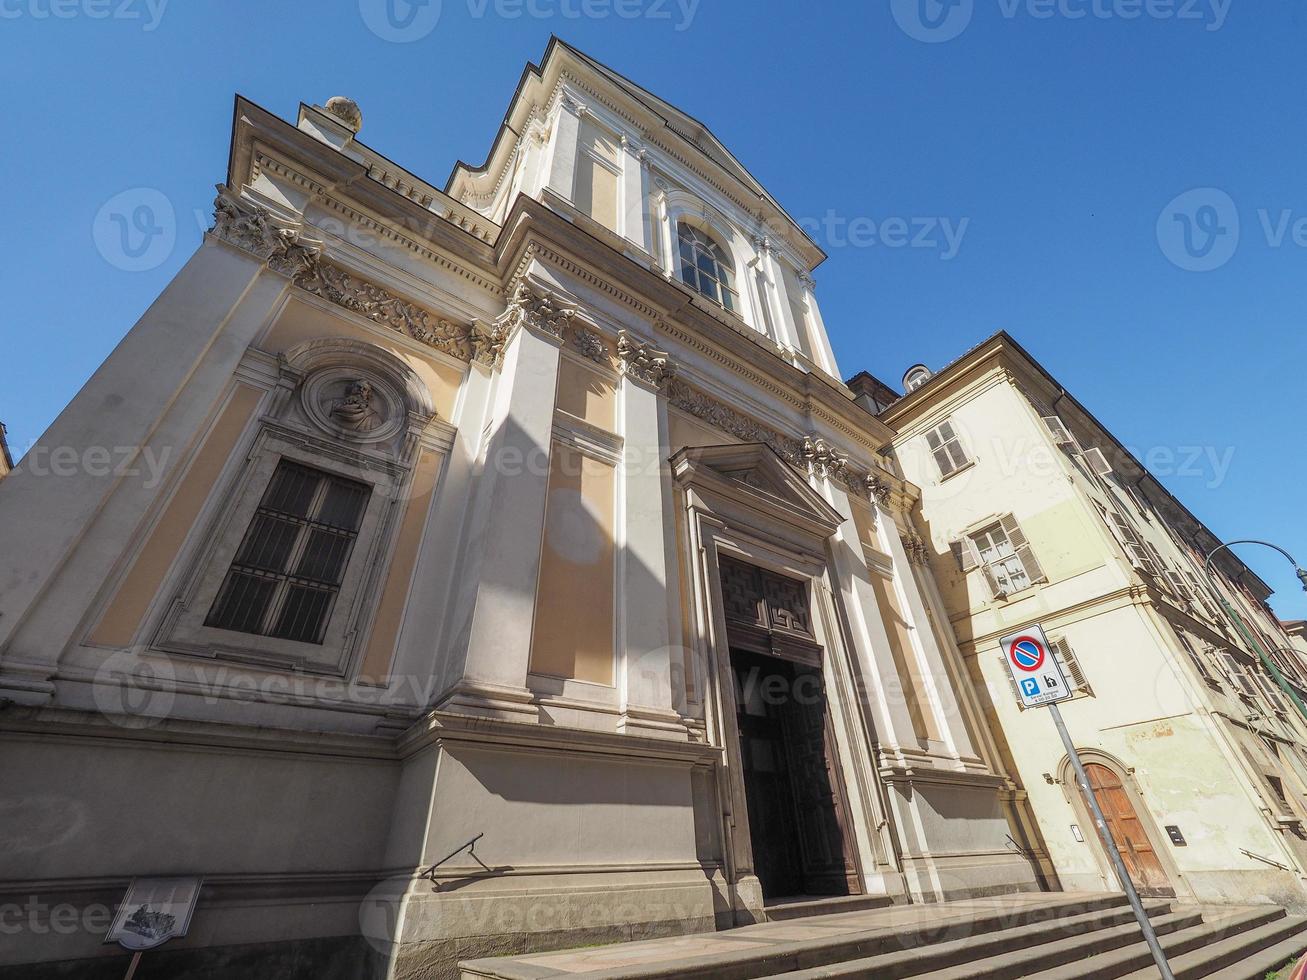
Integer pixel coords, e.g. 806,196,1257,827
1165,825,1187,847
105,877,202,951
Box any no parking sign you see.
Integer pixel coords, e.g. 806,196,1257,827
1000,624,1072,709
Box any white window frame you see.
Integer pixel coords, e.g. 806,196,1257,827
925,419,971,479
952,514,1046,600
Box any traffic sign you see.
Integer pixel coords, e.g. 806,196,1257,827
1000,624,1072,709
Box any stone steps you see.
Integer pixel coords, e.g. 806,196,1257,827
766,900,1185,979
458,893,1307,980
762,894,896,922
1121,912,1307,980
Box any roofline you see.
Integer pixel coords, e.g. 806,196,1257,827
879,330,1278,596
0,422,11,471
446,36,826,264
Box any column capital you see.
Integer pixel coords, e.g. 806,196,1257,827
617,330,674,392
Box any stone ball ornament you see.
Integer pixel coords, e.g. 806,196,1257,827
324,96,363,133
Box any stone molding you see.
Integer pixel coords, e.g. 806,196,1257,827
801,436,848,481
496,279,577,343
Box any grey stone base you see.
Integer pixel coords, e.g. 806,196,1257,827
0,935,376,980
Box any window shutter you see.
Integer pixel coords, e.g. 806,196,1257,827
950,538,979,573
1052,638,1092,695
1175,630,1217,684
1043,416,1076,448
999,513,1046,584
980,561,1008,599
997,654,1026,710
1084,447,1114,476
1164,569,1189,602
1255,672,1290,717
1220,651,1262,699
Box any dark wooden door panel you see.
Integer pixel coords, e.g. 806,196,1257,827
1084,763,1174,898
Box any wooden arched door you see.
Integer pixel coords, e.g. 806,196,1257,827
1082,763,1174,898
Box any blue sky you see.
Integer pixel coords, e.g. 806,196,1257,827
3,0,1304,616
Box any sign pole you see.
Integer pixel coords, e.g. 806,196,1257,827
122,951,143,980
1049,702,1175,980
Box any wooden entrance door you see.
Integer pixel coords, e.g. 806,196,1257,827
1082,763,1175,898
732,650,858,898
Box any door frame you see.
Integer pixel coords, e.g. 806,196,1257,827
671,444,887,921
1058,749,1190,901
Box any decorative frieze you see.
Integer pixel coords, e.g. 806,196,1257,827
666,379,804,464
572,328,608,364
617,330,674,390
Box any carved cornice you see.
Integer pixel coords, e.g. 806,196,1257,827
867,474,892,504
617,330,674,390
212,189,480,365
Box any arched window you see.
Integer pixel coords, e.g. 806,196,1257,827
904,364,933,392
677,222,737,313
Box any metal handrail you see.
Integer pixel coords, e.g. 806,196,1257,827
418,833,490,886
1239,847,1294,873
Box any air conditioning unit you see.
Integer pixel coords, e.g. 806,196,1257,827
1083,447,1114,476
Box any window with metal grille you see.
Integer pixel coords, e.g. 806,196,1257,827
205,461,370,645
677,223,737,313
925,420,970,478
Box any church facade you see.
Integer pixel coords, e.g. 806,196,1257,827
0,40,1037,978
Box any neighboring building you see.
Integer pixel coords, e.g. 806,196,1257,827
0,41,1035,978
0,421,12,479
1285,621,1307,659
881,332,1307,910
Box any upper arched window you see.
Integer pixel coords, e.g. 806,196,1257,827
904,364,933,392
677,223,737,313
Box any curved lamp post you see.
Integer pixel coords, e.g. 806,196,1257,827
1204,540,1307,726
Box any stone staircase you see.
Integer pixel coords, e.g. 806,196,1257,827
460,892,1307,979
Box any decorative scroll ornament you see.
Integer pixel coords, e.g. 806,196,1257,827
211,186,320,279
802,436,848,480
617,331,674,389
498,280,576,341
572,328,608,364
902,532,931,567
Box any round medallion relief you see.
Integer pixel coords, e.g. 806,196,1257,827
302,368,405,444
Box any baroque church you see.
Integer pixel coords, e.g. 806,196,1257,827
11,37,1304,980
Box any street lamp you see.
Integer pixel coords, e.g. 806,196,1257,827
1204,540,1307,726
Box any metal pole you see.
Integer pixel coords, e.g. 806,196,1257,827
1049,703,1175,980
122,951,142,980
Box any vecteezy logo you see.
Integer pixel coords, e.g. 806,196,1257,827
93,188,176,272
891,0,974,43
90,650,176,729
1156,188,1240,272
358,0,442,42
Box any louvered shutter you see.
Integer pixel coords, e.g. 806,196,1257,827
1255,672,1290,717
950,538,979,573
1043,416,1075,448
1221,651,1262,699
1051,638,1091,695
997,654,1026,710
1084,447,1114,476
1164,569,1190,602
999,513,1046,584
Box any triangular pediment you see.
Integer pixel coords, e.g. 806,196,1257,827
670,443,845,539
